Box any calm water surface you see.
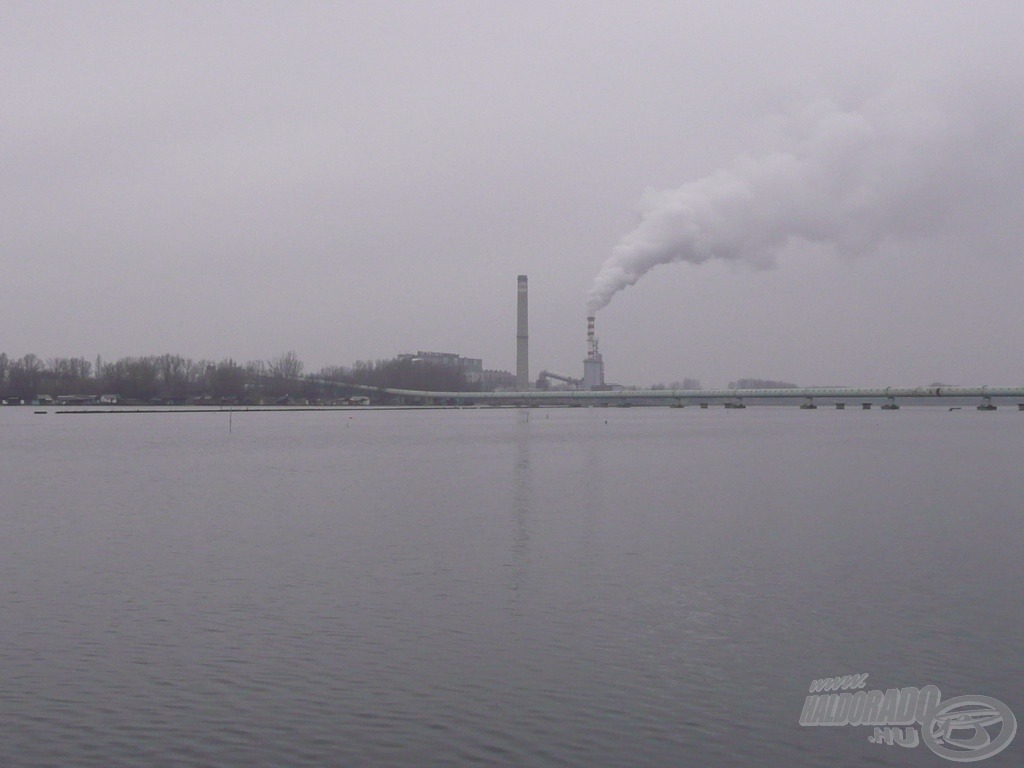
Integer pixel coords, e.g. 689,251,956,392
0,406,1021,767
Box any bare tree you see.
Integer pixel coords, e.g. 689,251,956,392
211,359,247,400
268,351,303,380
100,357,159,401
155,354,191,400
42,357,94,395
266,351,303,396
8,354,45,400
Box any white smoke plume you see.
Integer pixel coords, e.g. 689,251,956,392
586,82,1019,314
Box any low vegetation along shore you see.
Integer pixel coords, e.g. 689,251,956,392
0,351,484,406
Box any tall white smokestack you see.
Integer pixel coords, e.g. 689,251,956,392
516,275,528,389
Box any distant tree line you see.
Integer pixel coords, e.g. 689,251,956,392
728,378,798,389
0,349,480,403
648,378,702,390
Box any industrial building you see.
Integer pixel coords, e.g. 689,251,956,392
396,351,514,389
397,351,483,376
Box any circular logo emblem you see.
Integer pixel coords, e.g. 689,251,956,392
921,695,1016,762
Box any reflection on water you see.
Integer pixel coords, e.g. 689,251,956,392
0,406,1021,767
506,419,531,611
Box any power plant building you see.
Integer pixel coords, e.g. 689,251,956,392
397,351,483,375
396,351,513,389
512,276,607,391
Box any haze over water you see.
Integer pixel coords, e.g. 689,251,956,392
1,407,1021,767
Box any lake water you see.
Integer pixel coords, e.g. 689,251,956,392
0,406,1021,767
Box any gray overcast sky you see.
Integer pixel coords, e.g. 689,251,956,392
3,1,1023,387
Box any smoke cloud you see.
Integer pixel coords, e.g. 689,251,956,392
586,82,1017,314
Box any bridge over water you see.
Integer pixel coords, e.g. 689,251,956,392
345,385,1024,409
